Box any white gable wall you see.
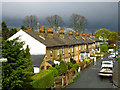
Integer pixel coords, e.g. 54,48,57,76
8,30,46,55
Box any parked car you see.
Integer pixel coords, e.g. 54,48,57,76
98,67,113,77
107,57,115,66
101,60,113,68
98,60,113,77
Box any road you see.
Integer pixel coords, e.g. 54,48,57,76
66,55,114,88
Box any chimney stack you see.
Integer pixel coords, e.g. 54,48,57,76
40,25,45,38
59,30,64,38
86,34,90,37
69,31,73,39
75,32,79,39
47,28,53,39
82,33,86,39
93,33,96,38
90,33,93,38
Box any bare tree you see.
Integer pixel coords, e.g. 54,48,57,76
70,14,80,31
23,15,38,30
78,16,88,32
70,13,88,32
46,14,64,31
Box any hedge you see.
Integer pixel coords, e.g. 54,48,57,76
84,59,91,63
31,70,54,88
108,46,114,49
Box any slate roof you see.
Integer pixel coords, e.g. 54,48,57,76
79,35,93,44
24,30,86,47
24,30,102,47
90,37,101,42
31,55,45,67
46,60,55,67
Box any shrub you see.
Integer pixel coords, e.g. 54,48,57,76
48,67,58,77
73,63,80,70
67,62,73,70
31,70,54,88
100,45,108,53
84,59,91,63
59,60,68,75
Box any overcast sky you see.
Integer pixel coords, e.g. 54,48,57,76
2,2,118,32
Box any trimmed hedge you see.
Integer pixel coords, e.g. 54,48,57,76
31,70,54,88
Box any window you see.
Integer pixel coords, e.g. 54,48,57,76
83,45,84,50
72,46,73,52
76,45,78,51
62,46,64,54
50,48,53,56
79,45,80,51
41,66,44,70
47,66,50,69
68,46,70,53
85,44,86,49
57,48,59,56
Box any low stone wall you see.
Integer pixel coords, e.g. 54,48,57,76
113,61,120,88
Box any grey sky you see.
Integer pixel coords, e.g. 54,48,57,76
2,2,118,32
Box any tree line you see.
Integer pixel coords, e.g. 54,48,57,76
22,14,88,32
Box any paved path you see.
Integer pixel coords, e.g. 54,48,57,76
66,55,114,88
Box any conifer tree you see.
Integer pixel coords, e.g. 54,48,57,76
2,37,33,89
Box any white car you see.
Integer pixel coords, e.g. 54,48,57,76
101,61,113,68
98,67,113,77
99,61,113,77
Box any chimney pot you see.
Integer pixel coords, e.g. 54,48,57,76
76,32,79,35
69,31,73,38
59,30,64,38
28,28,32,31
18,27,20,31
60,30,64,33
47,28,53,39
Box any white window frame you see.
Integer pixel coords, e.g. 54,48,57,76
72,46,73,52
85,44,86,49
57,48,59,56
79,45,80,51
68,46,70,53
62,46,64,54
50,48,53,56
76,45,78,51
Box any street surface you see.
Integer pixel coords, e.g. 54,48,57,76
66,55,114,88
